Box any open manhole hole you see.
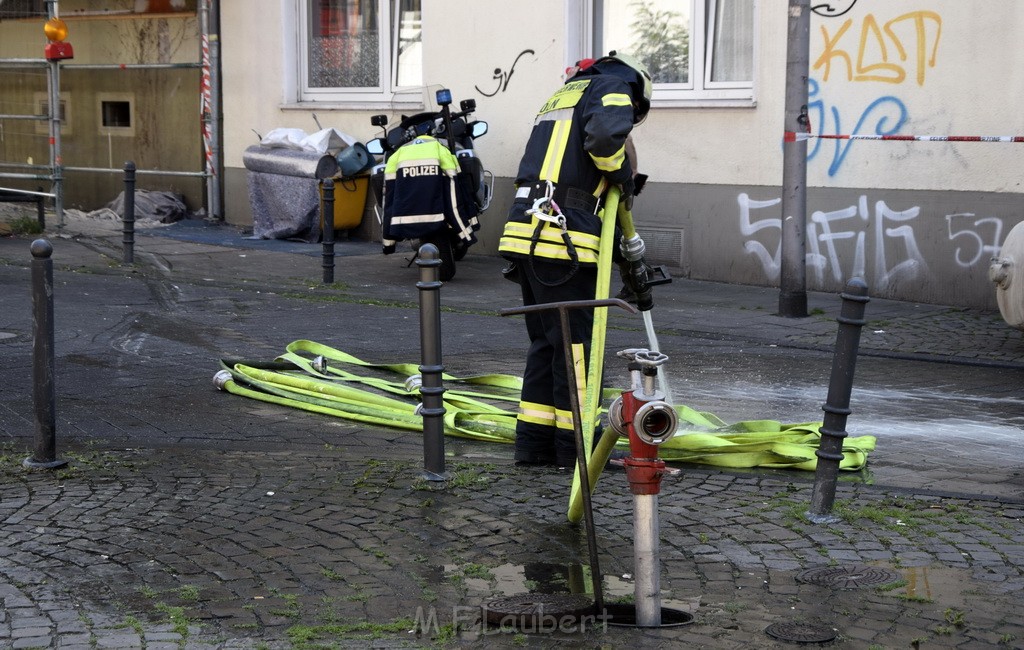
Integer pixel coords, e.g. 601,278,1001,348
796,564,901,589
766,621,837,644
482,594,594,630
602,603,694,628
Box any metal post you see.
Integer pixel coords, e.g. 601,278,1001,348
417,243,448,481
209,0,224,220
122,161,136,264
200,0,223,220
48,62,64,228
808,278,870,522
556,306,604,616
779,0,810,318
634,493,660,626
322,179,335,284
24,239,67,470
44,0,65,227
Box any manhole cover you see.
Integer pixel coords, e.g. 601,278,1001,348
765,621,837,644
797,564,901,589
482,594,593,629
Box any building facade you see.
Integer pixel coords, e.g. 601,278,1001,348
6,1,1019,309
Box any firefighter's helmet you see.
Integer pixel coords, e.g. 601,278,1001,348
596,50,653,123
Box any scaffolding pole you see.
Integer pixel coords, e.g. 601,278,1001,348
46,0,65,226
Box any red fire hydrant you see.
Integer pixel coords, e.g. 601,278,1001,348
608,348,678,627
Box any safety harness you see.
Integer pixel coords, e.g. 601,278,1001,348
523,181,581,287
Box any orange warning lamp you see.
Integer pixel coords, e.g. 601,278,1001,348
44,17,74,61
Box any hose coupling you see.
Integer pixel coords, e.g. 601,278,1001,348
212,369,233,391
311,355,329,374
620,234,646,262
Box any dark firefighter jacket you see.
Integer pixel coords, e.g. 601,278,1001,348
498,73,635,266
381,135,479,247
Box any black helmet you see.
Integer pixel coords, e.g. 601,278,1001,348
594,50,653,123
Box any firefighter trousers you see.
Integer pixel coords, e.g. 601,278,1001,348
513,256,598,467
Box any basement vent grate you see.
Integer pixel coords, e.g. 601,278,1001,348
635,227,684,268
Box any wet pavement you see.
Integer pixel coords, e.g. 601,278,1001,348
0,212,1022,649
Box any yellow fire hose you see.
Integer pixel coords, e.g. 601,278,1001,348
215,343,876,473
566,188,622,523
216,342,875,465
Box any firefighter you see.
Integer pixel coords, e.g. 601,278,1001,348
499,51,653,468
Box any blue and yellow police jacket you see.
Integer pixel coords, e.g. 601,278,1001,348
382,135,479,246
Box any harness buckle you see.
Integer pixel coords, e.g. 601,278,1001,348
526,190,567,234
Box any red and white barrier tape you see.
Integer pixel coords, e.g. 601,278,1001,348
785,131,1024,143
200,30,214,175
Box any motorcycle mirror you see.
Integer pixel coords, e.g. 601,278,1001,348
470,121,488,139
460,99,476,113
386,127,406,149
366,138,385,156
371,114,388,128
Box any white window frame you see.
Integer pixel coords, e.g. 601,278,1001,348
293,0,422,106
582,0,757,108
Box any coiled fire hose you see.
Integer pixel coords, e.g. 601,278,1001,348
214,340,876,471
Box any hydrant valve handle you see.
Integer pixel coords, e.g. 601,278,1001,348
635,349,669,367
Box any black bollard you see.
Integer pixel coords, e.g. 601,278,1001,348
322,179,335,284
416,243,449,481
122,161,136,264
24,239,68,470
808,278,869,522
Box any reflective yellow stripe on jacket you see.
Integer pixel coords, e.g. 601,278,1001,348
499,219,601,264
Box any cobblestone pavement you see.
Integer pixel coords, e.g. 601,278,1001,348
0,213,1021,648
1,445,1022,649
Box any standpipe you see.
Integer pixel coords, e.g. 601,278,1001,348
607,348,678,627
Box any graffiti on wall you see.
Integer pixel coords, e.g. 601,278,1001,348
805,78,908,177
812,1,859,18
806,8,943,177
475,50,536,97
738,193,1003,291
813,10,942,86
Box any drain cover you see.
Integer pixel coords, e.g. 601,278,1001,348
766,621,837,644
482,594,593,629
797,564,901,589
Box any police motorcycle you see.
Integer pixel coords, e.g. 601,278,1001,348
365,88,492,281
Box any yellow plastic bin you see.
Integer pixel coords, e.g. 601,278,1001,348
320,174,369,231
